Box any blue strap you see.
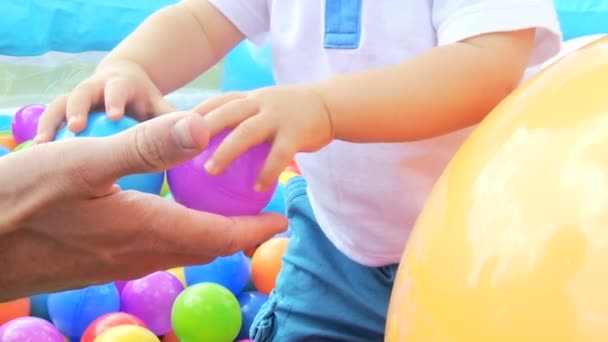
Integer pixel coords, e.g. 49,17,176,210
324,0,362,49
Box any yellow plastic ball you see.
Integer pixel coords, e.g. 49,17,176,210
386,37,608,341
167,267,187,288
93,325,160,342
279,171,299,184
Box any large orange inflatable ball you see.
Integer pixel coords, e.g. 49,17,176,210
0,297,30,326
250,237,289,295
386,37,608,342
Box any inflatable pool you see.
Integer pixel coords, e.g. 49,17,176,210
0,0,278,115
0,0,178,56
1,0,608,56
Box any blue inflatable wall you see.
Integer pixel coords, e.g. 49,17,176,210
555,0,608,40
0,0,177,56
1,0,608,56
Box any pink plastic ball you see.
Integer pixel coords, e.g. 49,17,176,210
0,316,64,342
167,129,276,216
120,271,184,336
12,104,45,144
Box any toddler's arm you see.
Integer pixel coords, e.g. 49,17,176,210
98,0,243,95
36,0,245,139
312,29,537,143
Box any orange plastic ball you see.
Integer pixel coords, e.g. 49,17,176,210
250,237,289,295
0,297,30,326
0,133,17,151
244,245,258,258
284,160,301,174
162,331,180,342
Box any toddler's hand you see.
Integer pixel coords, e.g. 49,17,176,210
195,85,334,191
35,59,176,143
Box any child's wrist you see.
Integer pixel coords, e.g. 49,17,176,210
306,83,337,143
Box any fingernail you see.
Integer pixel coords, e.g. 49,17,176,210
67,117,78,130
109,106,121,115
33,134,44,143
172,117,196,149
204,160,218,174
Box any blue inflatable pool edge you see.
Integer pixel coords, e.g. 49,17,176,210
0,0,178,56
1,0,608,56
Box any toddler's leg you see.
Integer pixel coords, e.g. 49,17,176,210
250,176,398,342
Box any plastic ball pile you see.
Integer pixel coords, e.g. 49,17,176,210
0,39,300,341
0,237,292,341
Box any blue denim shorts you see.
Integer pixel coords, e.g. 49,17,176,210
250,176,399,341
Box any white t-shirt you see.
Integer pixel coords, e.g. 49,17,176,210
209,0,562,266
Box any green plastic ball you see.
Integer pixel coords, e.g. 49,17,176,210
14,140,34,151
171,283,242,342
160,174,170,197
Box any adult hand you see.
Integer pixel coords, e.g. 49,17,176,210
0,111,287,301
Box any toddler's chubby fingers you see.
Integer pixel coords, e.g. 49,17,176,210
103,78,131,121
201,97,261,137
35,94,69,143
255,135,296,192
65,80,103,133
204,116,273,177
193,91,247,115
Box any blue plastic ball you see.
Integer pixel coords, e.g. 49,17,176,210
221,39,275,92
54,112,164,194
236,291,269,340
48,283,120,340
262,182,286,215
184,251,250,296
0,114,13,132
30,293,51,321
0,145,10,157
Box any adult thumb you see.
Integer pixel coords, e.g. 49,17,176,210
101,111,209,181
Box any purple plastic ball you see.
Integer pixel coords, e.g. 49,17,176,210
12,104,45,144
0,317,64,342
115,280,128,294
167,129,276,216
120,271,184,336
